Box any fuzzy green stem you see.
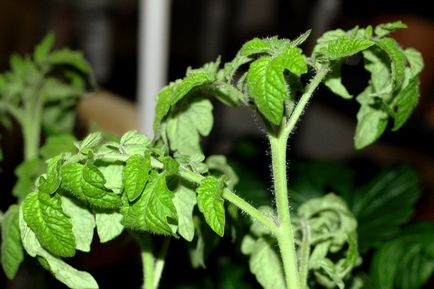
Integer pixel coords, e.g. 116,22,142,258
153,238,170,289
141,235,155,289
270,134,300,289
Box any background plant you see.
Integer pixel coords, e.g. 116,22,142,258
1,21,425,289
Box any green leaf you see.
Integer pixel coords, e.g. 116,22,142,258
164,98,213,157
121,171,177,235
61,197,95,252
13,158,46,200
1,205,24,279
119,130,150,155
375,21,407,37
123,154,151,202
41,78,83,102
173,185,197,241
19,208,99,289
196,176,225,237
375,38,406,91
161,156,180,175
391,77,420,130
48,48,91,73
327,37,374,60
207,81,246,107
34,33,55,63
95,211,124,243
98,163,124,194
324,62,353,99
248,238,286,289
77,132,103,152
240,38,272,56
290,29,312,46
247,45,307,124
40,134,77,159
349,165,420,253
22,192,75,257
154,72,215,132
61,162,122,209
206,155,239,189
38,155,62,195
404,48,424,77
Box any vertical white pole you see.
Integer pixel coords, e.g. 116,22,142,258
138,0,171,137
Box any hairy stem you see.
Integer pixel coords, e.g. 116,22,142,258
153,238,170,289
140,234,155,289
270,134,300,289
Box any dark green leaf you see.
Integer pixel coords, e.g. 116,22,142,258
196,176,225,237
123,154,151,202
391,77,420,130
1,205,24,279
22,192,75,257
375,38,406,91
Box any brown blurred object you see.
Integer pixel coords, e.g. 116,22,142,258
77,90,139,136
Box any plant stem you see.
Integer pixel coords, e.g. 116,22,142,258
269,68,329,289
141,235,155,289
299,218,311,289
270,134,300,289
153,238,170,289
177,167,279,235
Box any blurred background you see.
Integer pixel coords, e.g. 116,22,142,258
1,0,433,288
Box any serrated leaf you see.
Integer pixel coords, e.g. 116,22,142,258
22,192,75,257
164,98,213,157
1,205,24,279
123,154,151,202
61,162,122,209
61,197,95,252
119,130,150,155
98,163,124,194
196,176,225,236
375,21,407,37
324,62,353,99
121,171,177,235
248,238,286,289
375,38,406,91
404,48,424,77
48,48,91,73
290,29,312,46
154,72,214,132
19,209,98,289
38,155,62,195
327,37,374,60
34,33,55,63
391,77,420,130
95,211,124,243
173,185,197,241
40,134,77,159
240,38,272,56
78,132,103,152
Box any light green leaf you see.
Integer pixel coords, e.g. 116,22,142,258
22,192,75,257
207,81,246,107
154,72,214,132
49,48,91,73
354,103,388,149
391,77,420,131
375,21,407,37
41,78,82,102
38,155,62,195
123,154,151,202
61,197,95,252
324,62,353,99
98,163,124,194
1,205,24,279
61,163,122,209
248,238,286,289
119,130,150,155
240,38,272,56
327,37,374,60
404,48,424,77
34,33,55,63
205,155,239,189
121,171,177,235
290,29,312,46
95,211,124,243
19,208,99,289
173,185,197,241
165,98,213,157
196,176,225,237
375,38,406,90
40,134,77,159
77,132,103,152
